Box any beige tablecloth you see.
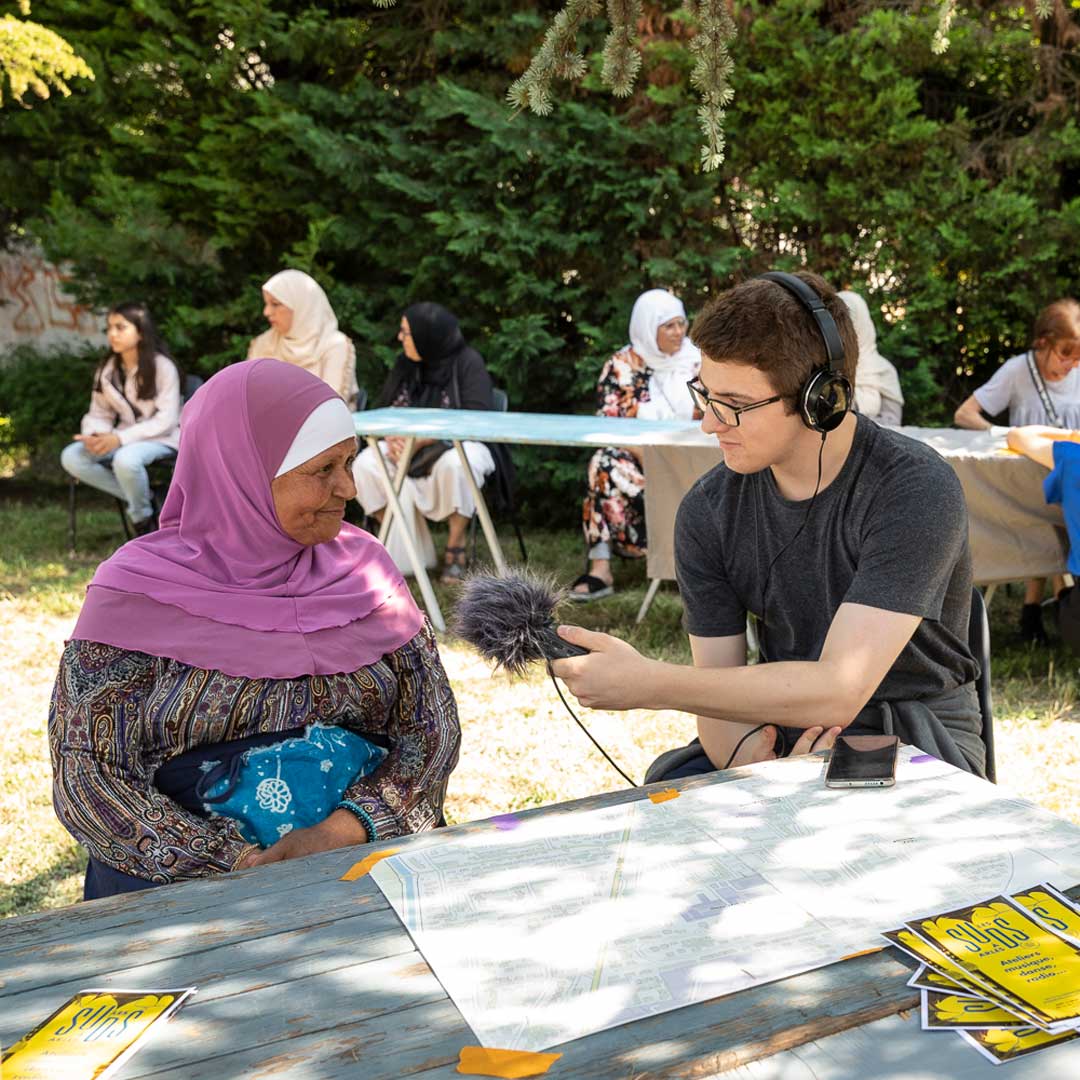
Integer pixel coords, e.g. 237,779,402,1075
643,426,1069,586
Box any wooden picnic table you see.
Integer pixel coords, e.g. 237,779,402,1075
3,759,1079,1078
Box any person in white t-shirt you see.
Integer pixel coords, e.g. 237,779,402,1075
955,298,1080,641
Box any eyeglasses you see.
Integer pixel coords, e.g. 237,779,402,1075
1052,340,1080,362
686,379,782,426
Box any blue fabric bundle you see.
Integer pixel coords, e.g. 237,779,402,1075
196,724,386,847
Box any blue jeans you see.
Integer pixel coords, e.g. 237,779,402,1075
60,440,175,523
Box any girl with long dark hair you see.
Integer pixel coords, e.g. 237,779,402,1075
60,301,182,534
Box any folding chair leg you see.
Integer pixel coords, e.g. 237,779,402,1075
636,578,663,624
68,479,78,553
510,511,528,563
116,499,134,540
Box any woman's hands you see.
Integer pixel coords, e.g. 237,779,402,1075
75,433,122,456
235,808,368,870
385,436,433,465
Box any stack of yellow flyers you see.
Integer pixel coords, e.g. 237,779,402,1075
0,987,195,1079
883,882,1080,1066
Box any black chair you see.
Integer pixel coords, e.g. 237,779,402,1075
67,373,204,551
469,386,528,564
644,585,997,785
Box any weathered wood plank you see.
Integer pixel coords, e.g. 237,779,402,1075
0,880,391,999
117,950,450,1076
0,906,416,1048
124,999,470,1079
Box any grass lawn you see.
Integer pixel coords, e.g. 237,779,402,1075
3,494,1080,919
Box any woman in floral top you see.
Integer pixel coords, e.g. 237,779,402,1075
571,289,702,600
50,359,460,899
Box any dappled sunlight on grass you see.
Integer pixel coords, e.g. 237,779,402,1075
3,499,1080,925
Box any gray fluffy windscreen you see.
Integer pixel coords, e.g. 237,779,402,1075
451,568,568,677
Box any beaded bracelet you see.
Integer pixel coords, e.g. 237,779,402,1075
337,799,378,843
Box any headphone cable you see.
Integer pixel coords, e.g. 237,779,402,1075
758,431,828,631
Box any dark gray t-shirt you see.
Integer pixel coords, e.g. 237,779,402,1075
674,416,978,699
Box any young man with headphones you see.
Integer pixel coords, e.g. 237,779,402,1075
552,271,986,777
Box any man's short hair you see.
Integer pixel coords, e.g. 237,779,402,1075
690,271,859,409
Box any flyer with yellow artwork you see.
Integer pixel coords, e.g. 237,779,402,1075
0,987,195,1080
920,990,1027,1031
908,896,1080,1030
959,1024,1080,1066
906,963,968,995
881,926,1045,1027
1011,883,1080,945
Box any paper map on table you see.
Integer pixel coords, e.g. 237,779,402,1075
369,747,1080,1051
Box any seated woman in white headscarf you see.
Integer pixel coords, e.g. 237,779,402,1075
248,269,360,408
570,288,701,601
837,290,904,426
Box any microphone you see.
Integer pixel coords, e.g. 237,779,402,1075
452,568,590,677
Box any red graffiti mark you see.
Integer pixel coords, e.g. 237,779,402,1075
0,253,99,337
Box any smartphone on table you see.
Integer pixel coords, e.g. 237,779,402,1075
824,734,900,788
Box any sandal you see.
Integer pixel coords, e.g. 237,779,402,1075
440,546,468,586
567,573,614,602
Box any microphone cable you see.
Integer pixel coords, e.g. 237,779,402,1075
547,663,639,787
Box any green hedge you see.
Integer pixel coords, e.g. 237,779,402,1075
3,1,1079,520
0,345,101,470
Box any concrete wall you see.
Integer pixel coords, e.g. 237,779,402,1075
0,247,104,359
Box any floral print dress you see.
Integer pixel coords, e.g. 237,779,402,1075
582,347,651,557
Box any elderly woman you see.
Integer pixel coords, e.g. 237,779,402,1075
50,359,460,900
570,288,701,600
955,297,1080,642
837,290,903,426
248,269,360,408
352,302,498,584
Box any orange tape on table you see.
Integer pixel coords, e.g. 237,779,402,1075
457,1047,562,1077
648,788,680,804
340,849,400,881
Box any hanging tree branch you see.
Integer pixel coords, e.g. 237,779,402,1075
601,0,644,97
685,0,737,171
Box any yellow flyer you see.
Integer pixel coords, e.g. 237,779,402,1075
921,990,1026,1031
0,987,195,1080
881,927,1043,1025
910,897,1080,1027
906,963,968,995
959,1024,1080,1066
1012,883,1080,944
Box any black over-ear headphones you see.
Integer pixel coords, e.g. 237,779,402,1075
758,271,853,434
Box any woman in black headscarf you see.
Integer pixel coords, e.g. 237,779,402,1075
353,303,497,583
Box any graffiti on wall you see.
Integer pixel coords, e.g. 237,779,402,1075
0,248,104,355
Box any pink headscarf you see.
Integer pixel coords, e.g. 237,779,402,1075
72,358,423,678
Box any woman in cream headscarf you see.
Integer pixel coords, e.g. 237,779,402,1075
570,288,701,600
838,290,904,426
248,269,360,409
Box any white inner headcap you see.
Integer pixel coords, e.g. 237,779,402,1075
274,397,357,478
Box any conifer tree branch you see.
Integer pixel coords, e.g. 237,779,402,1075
687,0,736,171
932,0,958,54
507,0,602,116
601,0,643,98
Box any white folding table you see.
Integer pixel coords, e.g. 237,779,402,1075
353,407,716,631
